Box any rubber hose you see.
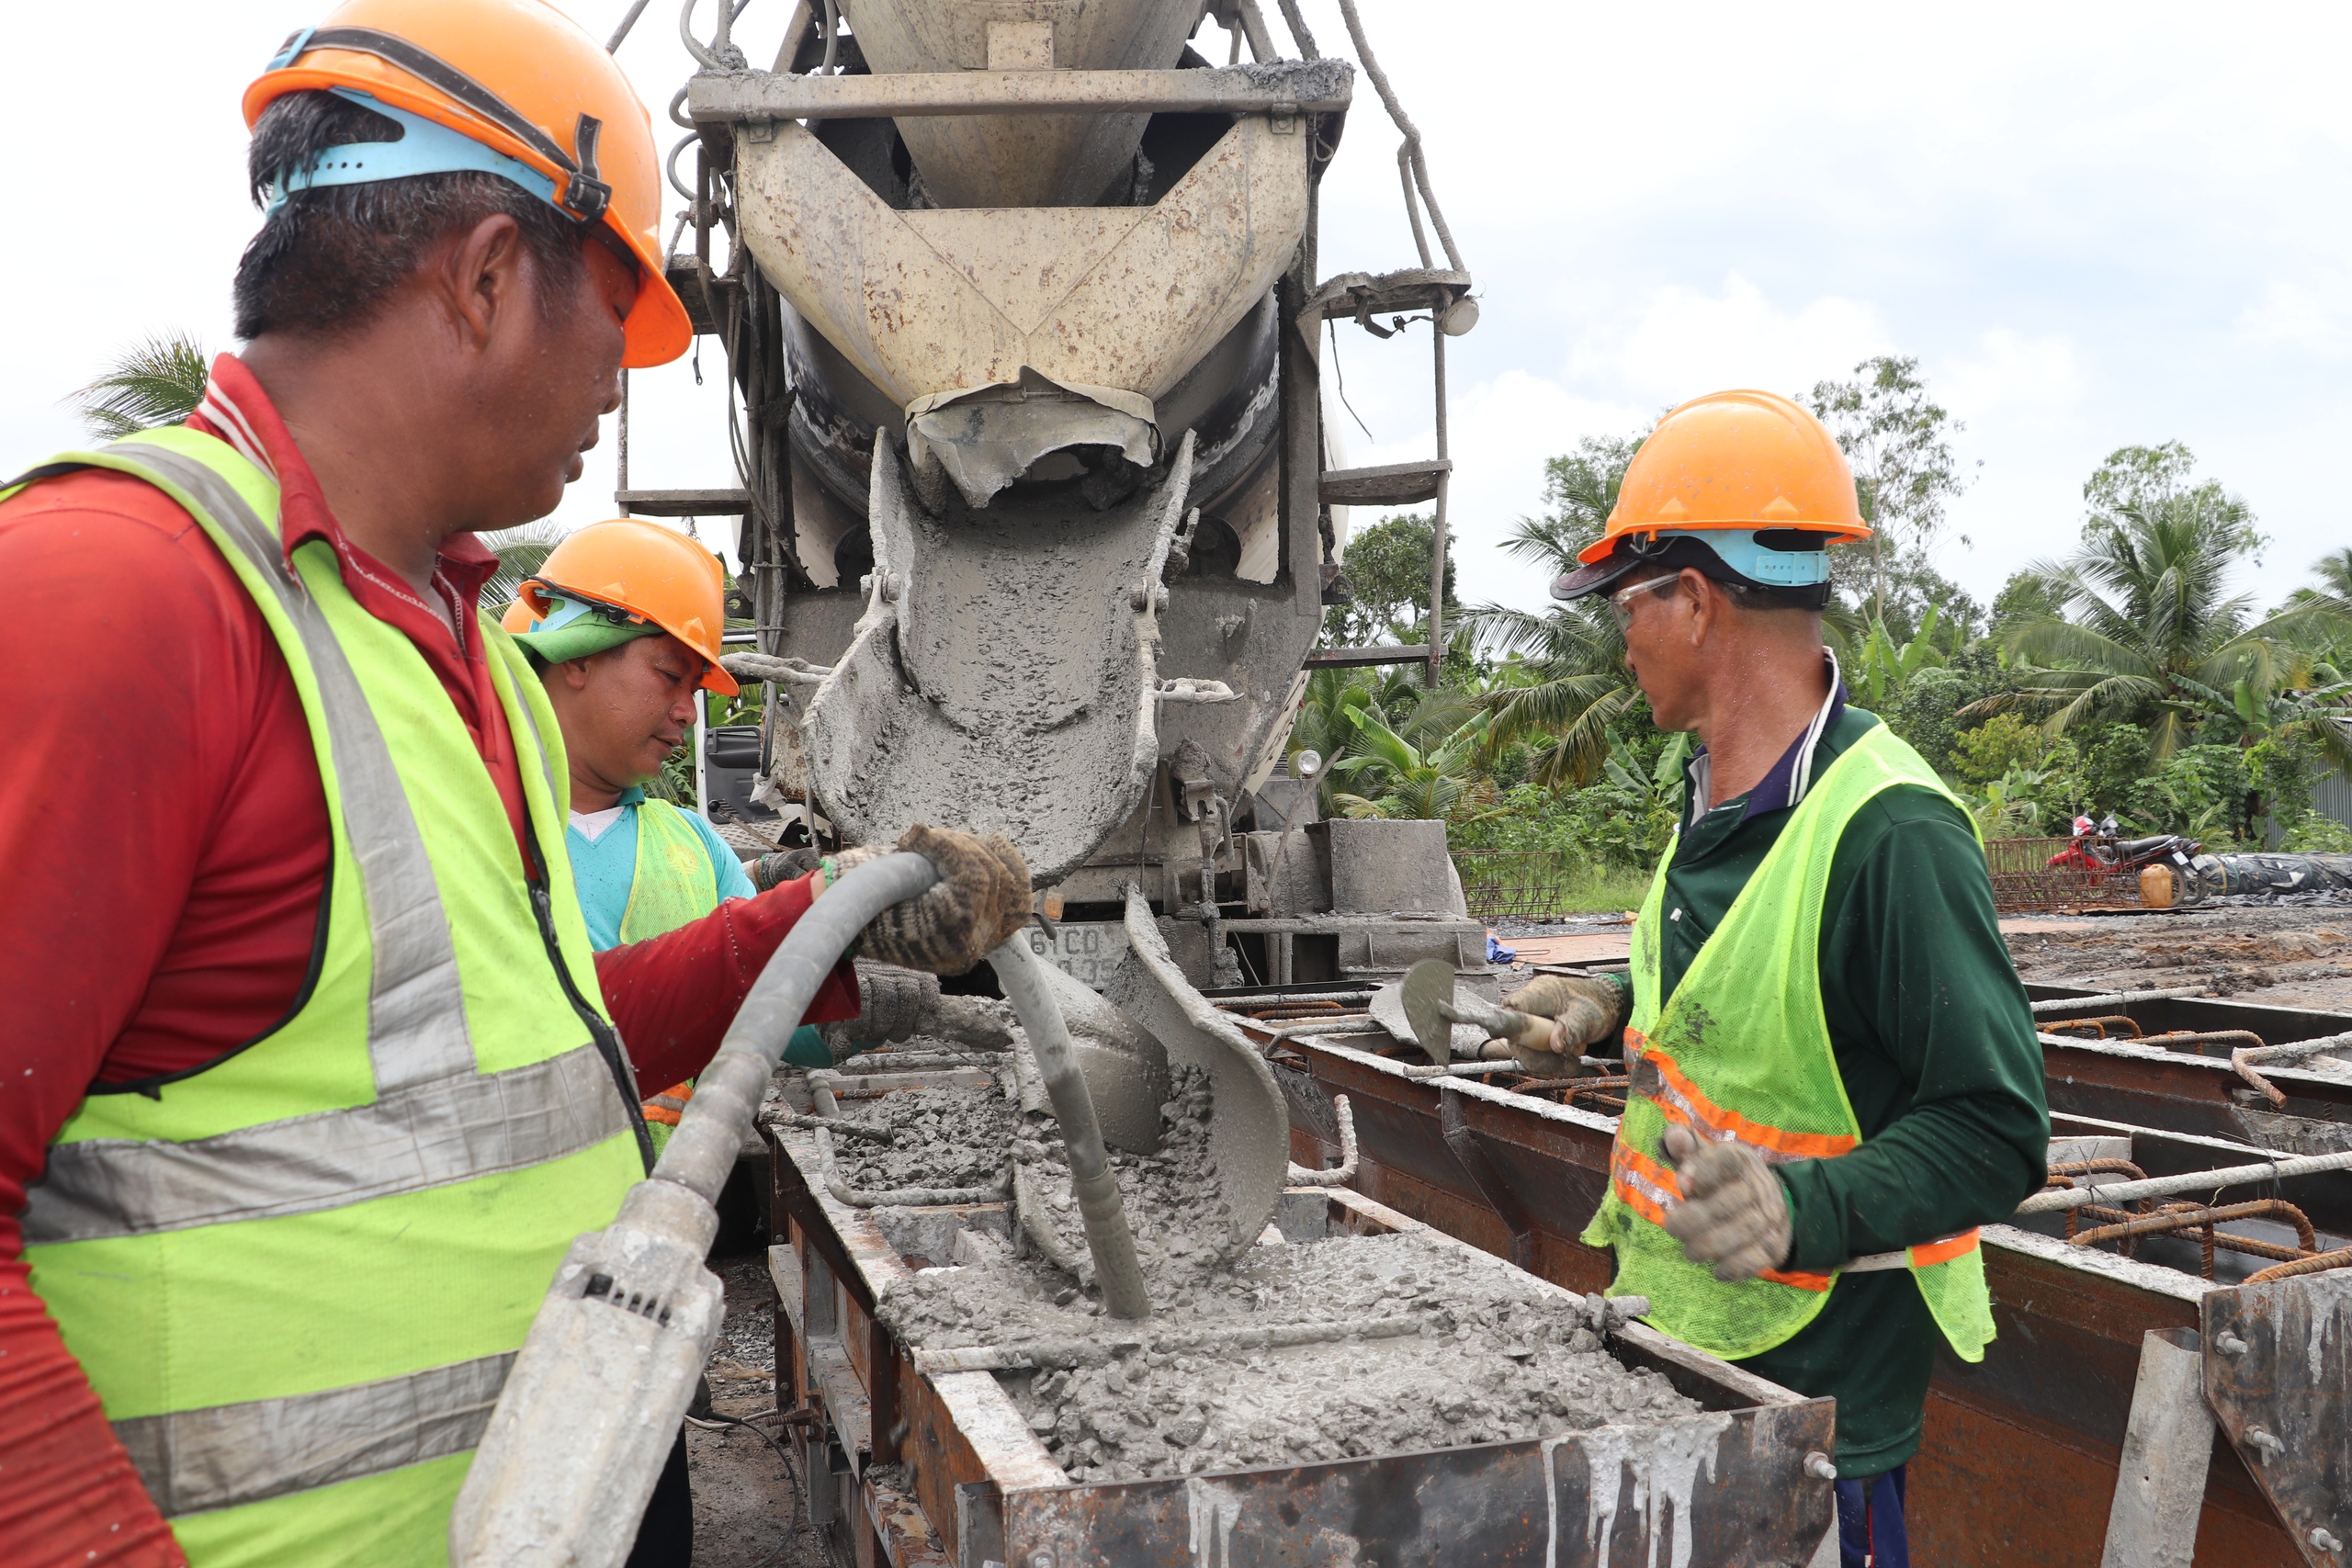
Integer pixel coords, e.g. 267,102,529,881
654,853,940,1203
991,937,1152,1320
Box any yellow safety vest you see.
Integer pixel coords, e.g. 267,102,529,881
10,429,646,1565
617,798,722,1149
1581,721,1997,1364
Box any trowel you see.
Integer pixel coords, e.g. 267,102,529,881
1399,959,1557,1066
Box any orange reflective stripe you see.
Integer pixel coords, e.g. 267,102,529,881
1610,1141,1680,1229
641,1081,693,1126
1909,1228,1980,1268
1758,1264,1835,1292
1640,1044,1859,1162
1613,1140,1832,1292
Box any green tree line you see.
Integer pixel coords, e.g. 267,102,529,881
1307,357,2352,891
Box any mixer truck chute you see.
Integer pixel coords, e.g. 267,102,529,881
654,0,1477,996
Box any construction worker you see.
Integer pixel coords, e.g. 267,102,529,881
1508,390,2048,1567
502,518,836,1146
0,6,1029,1567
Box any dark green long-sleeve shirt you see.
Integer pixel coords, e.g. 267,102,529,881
1612,703,2048,1476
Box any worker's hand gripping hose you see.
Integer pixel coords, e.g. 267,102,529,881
990,934,1153,1320
450,853,940,1568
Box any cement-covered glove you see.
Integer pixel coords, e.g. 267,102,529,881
1497,974,1627,1073
752,846,824,892
1660,1123,1792,1282
834,824,1032,976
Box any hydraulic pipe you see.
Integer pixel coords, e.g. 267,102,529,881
453,852,940,1568
653,852,939,1204
990,936,1152,1319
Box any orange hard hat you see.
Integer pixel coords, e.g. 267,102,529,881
1577,390,1869,567
498,597,535,633
243,0,690,368
518,519,739,694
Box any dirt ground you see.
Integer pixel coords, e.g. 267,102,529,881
686,1253,831,1568
2001,896,2352,1014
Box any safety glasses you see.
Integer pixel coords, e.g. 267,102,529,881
1609,573,1683,632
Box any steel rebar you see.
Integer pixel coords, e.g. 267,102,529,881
2244,1246,2352,1285
2030,986,2210,1015
1286,1095,1358,1187
910,1313,1423,1374
2016,1149,2352,1214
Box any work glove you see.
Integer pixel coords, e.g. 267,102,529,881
752,846,825,892
833,824,1032,976
1497,974,1627,1073
1659,1123,1792,1282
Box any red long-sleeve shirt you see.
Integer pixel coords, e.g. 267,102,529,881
0,355,854,1565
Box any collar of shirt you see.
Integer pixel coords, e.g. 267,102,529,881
187,353,502,658
1683,650,1849,828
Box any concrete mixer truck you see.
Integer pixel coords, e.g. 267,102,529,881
640,0,1487,999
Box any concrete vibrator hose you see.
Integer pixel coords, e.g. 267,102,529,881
451,852,1146,1566
990,933,1152,1319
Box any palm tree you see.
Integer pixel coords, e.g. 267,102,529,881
1328,706,1498,823
67,333,210,439
1980,492,2323,757
1453,434,1652,786
1469,594,1645,786
479,522,569,612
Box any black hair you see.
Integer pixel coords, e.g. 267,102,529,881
232,90,589,342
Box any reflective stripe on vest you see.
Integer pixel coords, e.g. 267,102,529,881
1582,720,1998,1364
641,1084,694,1126
114,1352,514,1518
15,432,644,1551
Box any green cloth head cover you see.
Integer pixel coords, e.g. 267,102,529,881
511,593,665,668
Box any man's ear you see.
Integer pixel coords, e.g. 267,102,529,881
1686,570,1716,647
436,213,528,352
559,656,594,692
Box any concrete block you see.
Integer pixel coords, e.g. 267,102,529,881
1327,818,1465,914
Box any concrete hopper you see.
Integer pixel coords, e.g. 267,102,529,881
731,110,1308,508
839,0,1204,209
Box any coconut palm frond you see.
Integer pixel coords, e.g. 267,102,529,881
67,333,211,440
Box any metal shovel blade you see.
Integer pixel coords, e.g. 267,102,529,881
1400,959,1463,1066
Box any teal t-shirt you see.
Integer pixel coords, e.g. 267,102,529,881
565,787,759,951
566,788,827,1066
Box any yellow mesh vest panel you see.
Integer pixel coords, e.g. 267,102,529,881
17,430,643,1564
618,799,722,943
1581,722,1996,1363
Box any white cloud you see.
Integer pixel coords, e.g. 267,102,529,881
2235,278,2352,359
1939,330,2086,421
1341,369,1645,615
1565,276,1893,409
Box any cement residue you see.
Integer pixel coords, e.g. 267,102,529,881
877,1229,1698,1483
828,1077,1017,1192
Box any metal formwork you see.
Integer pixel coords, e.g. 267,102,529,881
759,1079,1838,1567
1244,983,2352,1566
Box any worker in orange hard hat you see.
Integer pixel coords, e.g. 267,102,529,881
1503,390,2048,1568
502,520,830,1150
0,4,1034,1566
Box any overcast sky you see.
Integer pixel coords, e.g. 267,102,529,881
6,1,2346,619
